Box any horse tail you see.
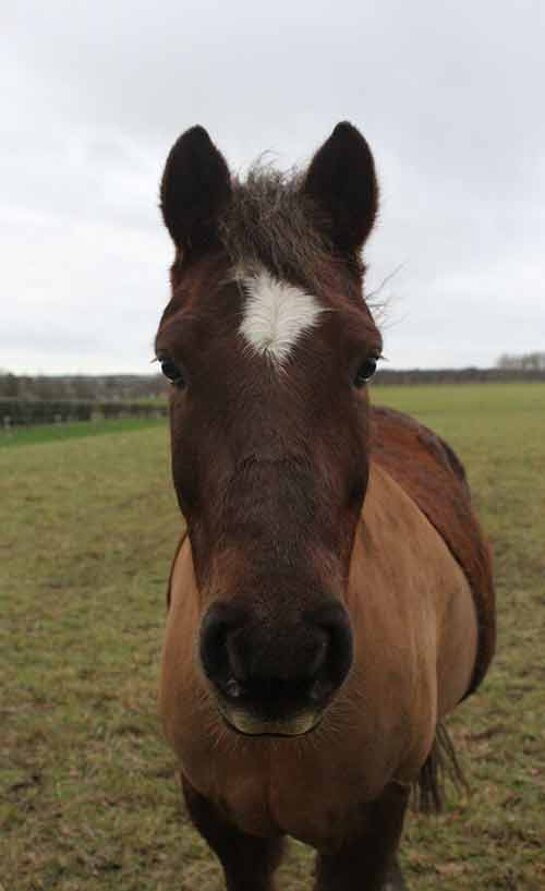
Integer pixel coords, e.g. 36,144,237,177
412,722,467,813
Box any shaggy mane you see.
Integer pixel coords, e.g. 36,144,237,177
218,166,337,289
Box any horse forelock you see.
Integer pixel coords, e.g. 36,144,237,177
218,165,337,292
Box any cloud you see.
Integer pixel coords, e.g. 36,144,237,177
1,0,543,371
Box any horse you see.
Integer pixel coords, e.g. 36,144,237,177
155,122,495,890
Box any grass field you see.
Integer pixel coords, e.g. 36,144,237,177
0,417,166,449
2,383,544,890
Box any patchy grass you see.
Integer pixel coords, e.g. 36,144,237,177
1,383,544,890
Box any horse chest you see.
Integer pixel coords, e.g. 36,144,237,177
175,693,406,849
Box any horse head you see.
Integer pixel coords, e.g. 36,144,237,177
156,123,382,736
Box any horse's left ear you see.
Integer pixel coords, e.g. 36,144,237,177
160,125,231,254
302,122,378,254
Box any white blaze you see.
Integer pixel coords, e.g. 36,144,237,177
238,270,323,365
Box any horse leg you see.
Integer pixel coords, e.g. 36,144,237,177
383,857,408,891
313,783,409,891
181,773,284,891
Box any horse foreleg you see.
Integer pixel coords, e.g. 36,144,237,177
181,773,284,891
383,857,408,891
313,783,409,891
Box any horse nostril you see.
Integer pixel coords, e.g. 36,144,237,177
225,628,249,681
309,677,334,703
306,635,329,677
199,603,243,691
224,677,243,698
311,602,353,692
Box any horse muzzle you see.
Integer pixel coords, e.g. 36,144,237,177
199,599,353,737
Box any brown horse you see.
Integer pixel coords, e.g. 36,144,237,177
156,123,495,890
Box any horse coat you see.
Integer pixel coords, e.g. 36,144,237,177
160,405,495,850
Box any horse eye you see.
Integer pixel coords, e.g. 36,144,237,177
353,357,378,387
160,358,186,387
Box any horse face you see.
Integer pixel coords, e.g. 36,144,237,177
156,123,381,736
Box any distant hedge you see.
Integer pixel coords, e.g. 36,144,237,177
373,368,545,385
1,399,168,428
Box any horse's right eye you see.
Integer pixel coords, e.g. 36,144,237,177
160,358,186,387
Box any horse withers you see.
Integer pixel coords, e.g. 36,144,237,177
156,123,495,890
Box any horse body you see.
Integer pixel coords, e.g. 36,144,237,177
155,122,494,889
160,415,480,850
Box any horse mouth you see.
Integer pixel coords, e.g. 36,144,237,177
219,706,322,738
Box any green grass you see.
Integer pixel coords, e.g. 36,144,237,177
0,417,166,449
1,382,544,890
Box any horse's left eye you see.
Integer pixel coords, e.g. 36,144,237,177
353,357,378,387
160,358,186,387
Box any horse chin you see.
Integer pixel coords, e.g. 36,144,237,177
219,707,322,738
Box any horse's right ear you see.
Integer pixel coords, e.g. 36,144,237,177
160,126,231,253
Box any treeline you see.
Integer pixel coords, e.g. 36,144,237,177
0,373,169,428
0,373,166,401
497,352,545,371
373,367,545,385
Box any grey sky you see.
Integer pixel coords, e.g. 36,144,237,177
1,0,544,372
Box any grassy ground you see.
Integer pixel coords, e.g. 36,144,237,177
0,417,165,449
1,383,544,890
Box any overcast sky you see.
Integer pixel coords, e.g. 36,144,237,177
1,0,544,373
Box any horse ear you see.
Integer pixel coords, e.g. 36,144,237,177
160,126,231,253
303,122,378,254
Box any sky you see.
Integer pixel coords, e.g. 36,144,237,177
1,0,544,373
